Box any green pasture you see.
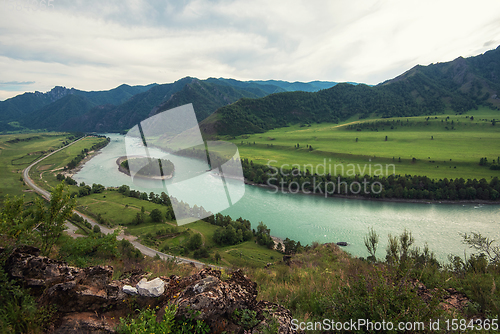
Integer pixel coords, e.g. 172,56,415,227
75,190,170,226
0,133,70,201
29,136,106,190
219,241,281,268
230,109,500,180
73,190,281,267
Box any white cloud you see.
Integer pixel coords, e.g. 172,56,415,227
1,0,500,100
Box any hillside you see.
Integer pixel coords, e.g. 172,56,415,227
150,78,268,122
0,84,156,132
58,77,194,132
0,87,72,131
200,83,420,136
202,46,500,137
58,78,270,132
380,45,500,113
23,94,96,130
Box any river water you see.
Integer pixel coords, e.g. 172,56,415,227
74,134,500,262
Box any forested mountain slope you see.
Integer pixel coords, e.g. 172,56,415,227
201,46,500,136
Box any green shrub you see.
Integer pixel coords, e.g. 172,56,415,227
193,247,209,259
58,231,119,266
150,208,163,223
322,269,446,327
118,239,142,260
0,268,55,333
232,308,260,330
116,305,210,334
187,233,202,250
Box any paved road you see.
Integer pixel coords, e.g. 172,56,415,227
71,210,214,268
23,137,221,269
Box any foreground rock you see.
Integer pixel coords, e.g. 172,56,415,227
4,246,297,333
171,268,295,333
122,285,137,295
136,277,165,297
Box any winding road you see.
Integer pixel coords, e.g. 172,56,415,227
23,136,220,269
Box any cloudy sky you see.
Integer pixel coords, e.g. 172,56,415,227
1,0,499,101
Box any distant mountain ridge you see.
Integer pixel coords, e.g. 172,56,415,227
0,83,156,132
249,79,343,92
0,78,338,133
212,78,340,93
380,46,500,113
201,45,500,137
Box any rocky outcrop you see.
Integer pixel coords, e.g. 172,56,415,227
4,246,297,334
52,313,116,334
412,279,470,315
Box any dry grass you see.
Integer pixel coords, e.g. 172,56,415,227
243,243,375,321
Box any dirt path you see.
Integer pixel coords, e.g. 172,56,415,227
64,221,86,239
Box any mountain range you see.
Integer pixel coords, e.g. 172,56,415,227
0,78,338,133
1,45,499,135
202,45,500,136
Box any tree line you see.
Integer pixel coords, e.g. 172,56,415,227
241,158,500,201
479,157,500,170
116,184,211,224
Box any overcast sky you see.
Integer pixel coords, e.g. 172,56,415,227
1,0,500,101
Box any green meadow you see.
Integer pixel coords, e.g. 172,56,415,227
229,108,500,180
0,132,73,201
27,136,106,191
75,190,281,268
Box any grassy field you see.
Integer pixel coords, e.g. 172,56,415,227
76,190,282,267
228,108,500,180
76,191,170,226
0,132,74,201
28,136,106,192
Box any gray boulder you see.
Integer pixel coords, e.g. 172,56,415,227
136,277,165,297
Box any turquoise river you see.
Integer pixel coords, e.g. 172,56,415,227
74,134,500,262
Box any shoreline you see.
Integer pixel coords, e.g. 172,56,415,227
95,133,500,205
243,179,500,205
61,149,102,178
